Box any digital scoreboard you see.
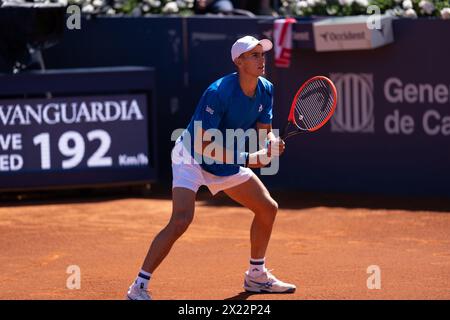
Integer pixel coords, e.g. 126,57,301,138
0,67,157,191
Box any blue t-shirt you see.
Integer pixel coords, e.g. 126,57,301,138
181,72,274,176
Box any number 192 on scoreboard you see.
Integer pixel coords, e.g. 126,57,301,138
32,129,149,170
33,130,114,170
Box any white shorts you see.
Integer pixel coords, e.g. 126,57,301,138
171,138,254,195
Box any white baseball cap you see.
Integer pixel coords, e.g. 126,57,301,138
231,36,273,62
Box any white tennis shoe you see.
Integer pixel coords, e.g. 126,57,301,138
244,269,296,293
126,282,152,300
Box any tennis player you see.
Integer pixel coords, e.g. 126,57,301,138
126,35,296,300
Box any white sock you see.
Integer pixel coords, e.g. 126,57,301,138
135,269,152,290
248,258,266,277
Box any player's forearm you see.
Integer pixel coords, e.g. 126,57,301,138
203,142,232,164
194,140,244,165
257,126,277,150
246,148,272,168
194,128,273,167
266,130,277,142
195,140,272,168
195,127,247,165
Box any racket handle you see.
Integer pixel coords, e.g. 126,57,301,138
280,122,290,140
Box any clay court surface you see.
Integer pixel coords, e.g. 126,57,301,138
0,189,449,300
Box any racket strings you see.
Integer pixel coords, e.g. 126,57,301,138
295,93,320,129
294,79,334,130
296,87,321,127
298,80,332,125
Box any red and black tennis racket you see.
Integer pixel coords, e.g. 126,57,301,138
281,76,337,140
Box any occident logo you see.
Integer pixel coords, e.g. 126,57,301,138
330,73,375,133
320,31,366,42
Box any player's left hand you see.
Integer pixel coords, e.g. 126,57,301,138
267,138,285,157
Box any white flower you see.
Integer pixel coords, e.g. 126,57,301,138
82,4,95,13
306,0,315,7
355,0,368,7
339,0,354,6
297,0,308,9
441,8,450,19
402,0,413,10
404,8,418,18
419,0,435,15
107,8,116,15
186,1,194,9
142,4,151,12
148,0,162,8
92,0,103,7
162,1,179,13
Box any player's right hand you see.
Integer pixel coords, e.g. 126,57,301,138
267,138,285,157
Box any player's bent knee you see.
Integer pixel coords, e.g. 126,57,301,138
267,199,278,217
169,214,193,237
255,199,278,224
